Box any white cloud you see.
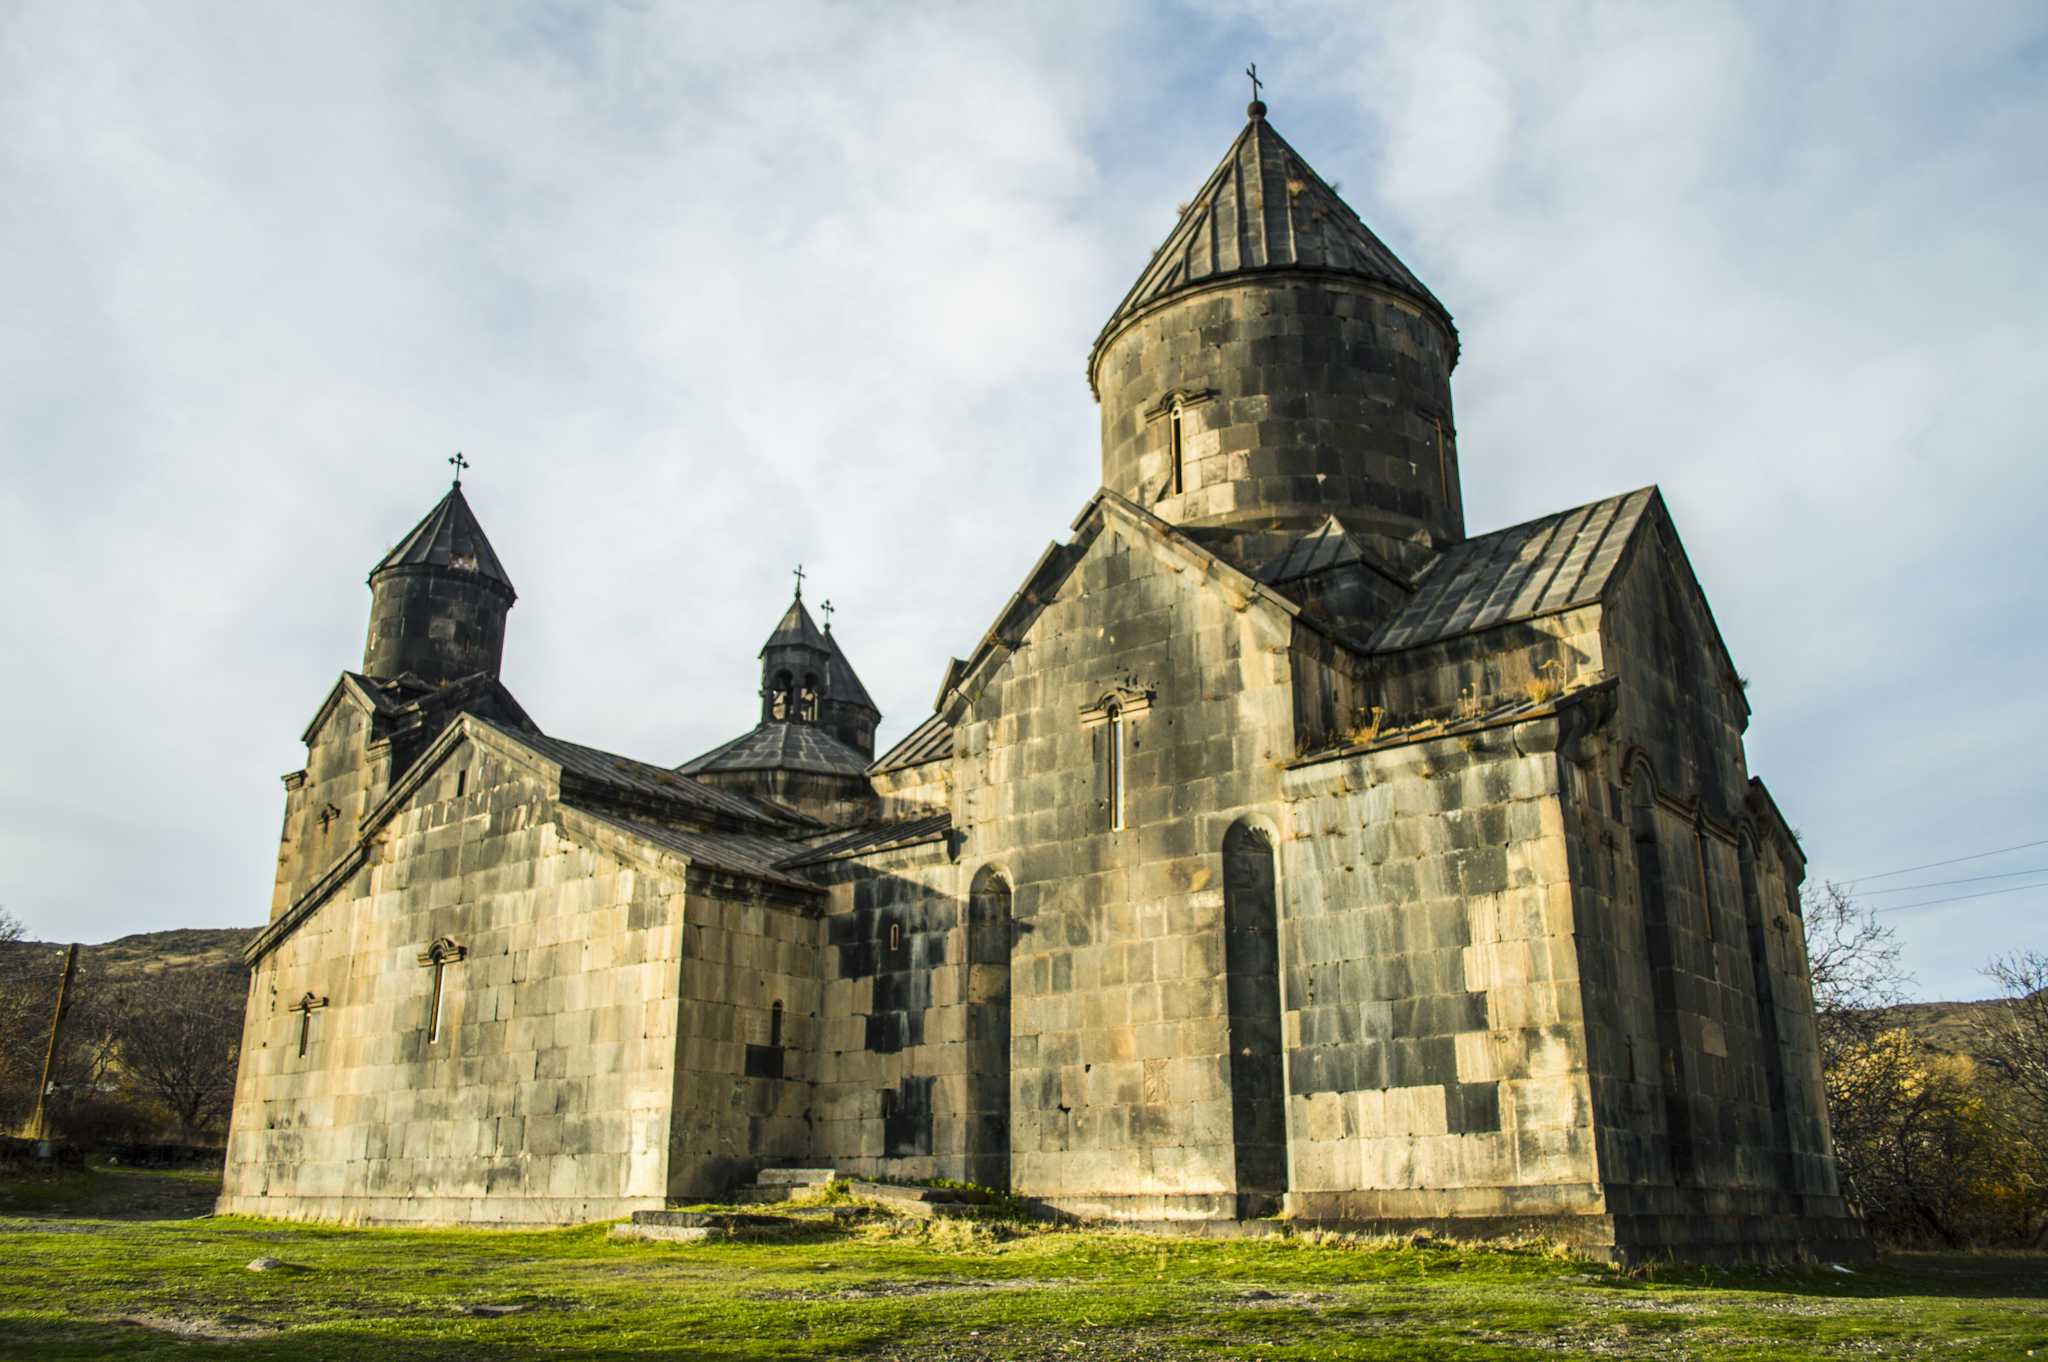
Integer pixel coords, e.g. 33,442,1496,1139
3,2,2041,998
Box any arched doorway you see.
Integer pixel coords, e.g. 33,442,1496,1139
965,867,1013,1190
1223,822,1288,1214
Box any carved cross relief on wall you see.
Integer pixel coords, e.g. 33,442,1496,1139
416,938,467,1044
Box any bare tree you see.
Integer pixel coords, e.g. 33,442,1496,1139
1979,952,2048,1165
109,966,247,1139
1803,881,1911,1061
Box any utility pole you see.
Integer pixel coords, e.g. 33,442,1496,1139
25,943,78,1144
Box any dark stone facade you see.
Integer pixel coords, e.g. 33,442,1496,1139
223,103,1865,1263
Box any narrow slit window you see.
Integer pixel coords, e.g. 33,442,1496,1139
1107,700,1126,831
888,922,901,952
1695,826,1716,944
1168,401,1186,497
428,955,448,1042
770,1000,784,1048
1433,416,1451,504
455,768,467,798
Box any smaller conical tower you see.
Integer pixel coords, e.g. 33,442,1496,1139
362,480,516,685
758,591,833,723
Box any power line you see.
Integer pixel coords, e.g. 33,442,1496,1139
1856,866,2048,896
1832,837,2048,884
1868,879,2048,915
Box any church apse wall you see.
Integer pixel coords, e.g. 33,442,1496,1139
222,740,689,1225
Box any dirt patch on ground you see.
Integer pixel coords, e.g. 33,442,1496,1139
114,1311,282,1340
753,1277,1046,1301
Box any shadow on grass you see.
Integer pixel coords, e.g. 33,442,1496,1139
1623,1251,2048,1302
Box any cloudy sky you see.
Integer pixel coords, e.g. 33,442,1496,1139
3,2,2042,999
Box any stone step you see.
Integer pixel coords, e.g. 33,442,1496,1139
842,1180,966,1205
755,1167,840,1186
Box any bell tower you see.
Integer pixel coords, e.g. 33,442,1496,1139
362,473,516,685
1089,99,1464,548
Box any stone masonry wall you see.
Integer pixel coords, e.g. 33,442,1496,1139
1571,532,1845,1221
808,841,973,1183
220,740,685,1225
665,866,820,1199
273,703,393,919
1094,279,1462,543
1280,718,1605,1224
949,522,1299,1218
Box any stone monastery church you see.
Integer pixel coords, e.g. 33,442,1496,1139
222,99,1866,1261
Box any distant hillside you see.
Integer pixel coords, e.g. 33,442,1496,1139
2,927,259,985
1876,998,2006,1061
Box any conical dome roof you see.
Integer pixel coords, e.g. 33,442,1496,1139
758,596,830,657
824,628,878,715
1090,107,1453,392
370,484,515,599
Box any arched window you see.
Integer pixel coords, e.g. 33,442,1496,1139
800,674,821,723
770,669,793,721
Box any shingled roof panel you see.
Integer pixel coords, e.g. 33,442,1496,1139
675,721,871,778
869,712,954,774
473,718,792,827
1369,488,1655,653
777,812,953,869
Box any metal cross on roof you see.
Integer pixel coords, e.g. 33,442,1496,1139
448,451,470,486
792,563,805,599
1245,62,1263,102
821,599,835,630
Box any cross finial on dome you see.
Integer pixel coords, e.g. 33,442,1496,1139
792,563,805,599
1245,62,1266,119
448,451,470,487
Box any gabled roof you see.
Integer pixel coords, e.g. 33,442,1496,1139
1091,108,1452,390
370,484,514,598
870,711,953,775
1256,514,1418,592
250,713,809,965
1368,489,1655,653
675,721,872,779
572,809,817,892
932,488,1345,722
299,670,534,746
760,595,830,656
471,718,794,830
776,812,953,869
825,629,878,715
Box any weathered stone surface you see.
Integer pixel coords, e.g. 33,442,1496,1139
221,102,1864,1263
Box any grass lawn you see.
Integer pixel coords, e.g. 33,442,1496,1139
1,1166,2042,1360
